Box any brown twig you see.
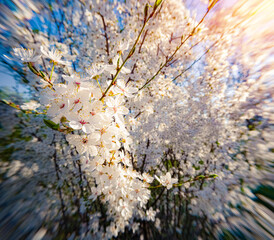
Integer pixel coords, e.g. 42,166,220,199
97,12,110,56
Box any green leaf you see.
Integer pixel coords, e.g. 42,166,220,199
181,34,184,43
209,174,218,178
144,3,149,22
43,119,59,130
40,71,46,79
60,116,68,123
28,63,39,74
32,29,39,34
92,75,100,81
247,124,255,131
22,78,29,84
198,160,204,165
193,165,200,170
1,99,10,105
128,46,136,58
154,0,163,10
49,3,53,12
167,159,172,169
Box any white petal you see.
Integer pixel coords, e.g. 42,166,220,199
90,114,105,129
127,87,138,93
89,132,100,143
119,106,129,115
117,79,126,88
88,146,98,156
83,124,94,134
115,95,124,106
121,67,131,74
104,65,116,74
69,121,82,130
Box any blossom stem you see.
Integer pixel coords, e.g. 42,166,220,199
172,38,221,82
27,62,54,89
99,1,163,101
99,23,146,100
96,78,103,93
50,62,56,81
139,6,213,90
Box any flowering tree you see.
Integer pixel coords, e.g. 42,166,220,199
0,0,273,239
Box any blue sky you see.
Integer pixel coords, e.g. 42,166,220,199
0,64,28,93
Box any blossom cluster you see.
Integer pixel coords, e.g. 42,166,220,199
39,54,158,236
